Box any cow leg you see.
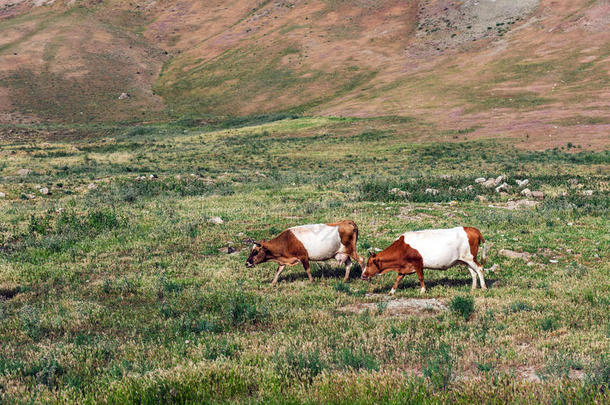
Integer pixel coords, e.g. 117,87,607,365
301,258,313,282
271,264,286,286
467,267,478,290
413,262,426,294
390,274,405,296
343,258,352,281
465,260,487,290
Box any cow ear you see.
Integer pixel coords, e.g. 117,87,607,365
370,252,377,258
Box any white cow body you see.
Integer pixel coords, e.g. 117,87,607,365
290,224,346,261
398,226,487,291
400,227,473,269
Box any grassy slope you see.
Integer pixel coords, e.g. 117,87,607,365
0,117,608,403
0,0,607,136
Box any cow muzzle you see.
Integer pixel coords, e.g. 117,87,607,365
245,262,254,268
360,274,370,281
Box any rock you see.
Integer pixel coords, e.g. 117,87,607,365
569,178,578,185
494,175,504,186
255,171,267,178
149,174,158,179
476,195,488,202
464,185,474,191
531,191,544,200
549,259,558,264
440,174,451,179
499,249,532,260
389,188,400,194
485,263,499,273
26,194,36,200
481,178,496,188
506,199,538,210
208,216,224,225
474,177,486,183
520,188,532,197
396,190,408,197
495,182,510,193
87,183,97,190
515,179,529,187
339,298,448,316
425,188,439,195
39,187,49,195
581,190,593,196
218,246,236,254
0,192,5,198
118,92,130,100
17,168,31,176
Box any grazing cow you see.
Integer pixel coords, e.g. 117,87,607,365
360,227,487,294
245,221,365,285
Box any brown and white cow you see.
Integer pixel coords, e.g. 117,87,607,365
245,220,365,285
360,227,487,294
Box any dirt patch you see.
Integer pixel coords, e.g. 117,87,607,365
340,297,448,316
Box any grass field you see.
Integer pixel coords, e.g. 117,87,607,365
0,116,608,403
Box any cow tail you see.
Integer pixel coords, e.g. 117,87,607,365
480,232,487,266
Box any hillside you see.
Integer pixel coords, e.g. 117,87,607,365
0,0,608,148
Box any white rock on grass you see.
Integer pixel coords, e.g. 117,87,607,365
425,188,439,195
520,188,532,197
499,249,532,260
39,187,50,195
495,182,510,193
481,178,496,188
515,179,529,187
581,190,594,196
208,216,224,225
88,183,97,190
531,191,544,200
0,192,6,198
17,168,31,176
474,177,486,183
494,175,504,186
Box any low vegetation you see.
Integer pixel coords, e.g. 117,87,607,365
0,116,608,403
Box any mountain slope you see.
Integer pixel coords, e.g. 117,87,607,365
0,0,608,149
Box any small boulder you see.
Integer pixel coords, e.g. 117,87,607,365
255,171,267,178
476,195,488,202
440,174,451,180
531,191,544,200
208,216,224,225
495,182,510,193
481,178,496,188
520,188,532,197
0,192,5,198
425,188,439,195
87,183,97,190
39,187,50,195
515,179,529,187
581,190,593,196
506,199,538,210
568,178,578,185
17,168,31,176
396,190,408,197
118,92,130,100
26,194,36,200
474,177,486,183
494,175,504,186
499,249,532,260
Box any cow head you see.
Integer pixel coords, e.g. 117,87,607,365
245,241,268,268
361,252,381,280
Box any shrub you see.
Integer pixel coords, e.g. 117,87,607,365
422,342,454,389
274,345,327,383
335,348,379,372
449,295,474,320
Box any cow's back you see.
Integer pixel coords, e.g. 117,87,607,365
290,224,342,260
400,227,468,269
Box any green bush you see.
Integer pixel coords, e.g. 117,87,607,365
449,296,475,320
422,342,454,389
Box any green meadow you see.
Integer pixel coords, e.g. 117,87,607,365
0,116,608,403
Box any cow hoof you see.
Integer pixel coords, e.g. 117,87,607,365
419,288,426,294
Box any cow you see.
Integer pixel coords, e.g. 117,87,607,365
360,227,487,295
245,220,365,285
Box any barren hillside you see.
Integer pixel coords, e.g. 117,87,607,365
0,0,608,148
